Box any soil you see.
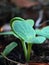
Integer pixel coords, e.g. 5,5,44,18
0,35,49,65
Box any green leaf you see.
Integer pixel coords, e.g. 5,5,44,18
13,32,19,38
10,17,24,26
2,42,17,56
41,26,49,39
35,26,49,39
26,19,34,27
10,17,24,22
35,29,41,35
33,36,46,44
10,17,34,27
11,21,35,41
25,36,46,44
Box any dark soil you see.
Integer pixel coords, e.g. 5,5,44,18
0,35,49,65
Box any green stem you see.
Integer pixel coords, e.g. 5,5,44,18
21,40,27,61
27,44,32,62
0,31,13,35
0,31,19,38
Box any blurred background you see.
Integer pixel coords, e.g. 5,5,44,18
0,0,49,28
0,0,49,64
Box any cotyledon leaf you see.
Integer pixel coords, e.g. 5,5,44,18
10,17,24,23
26,19,34,27
10,17,34,27
41,26,49,39
10,17,25,27
2,42,17,56
32,36,46,44
35,29,41,35
35,26,49,39
25,36,46,44
11,21,35,41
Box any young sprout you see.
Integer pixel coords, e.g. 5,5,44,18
0,17,46,62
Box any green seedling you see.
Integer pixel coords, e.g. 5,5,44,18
0,17,47,62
